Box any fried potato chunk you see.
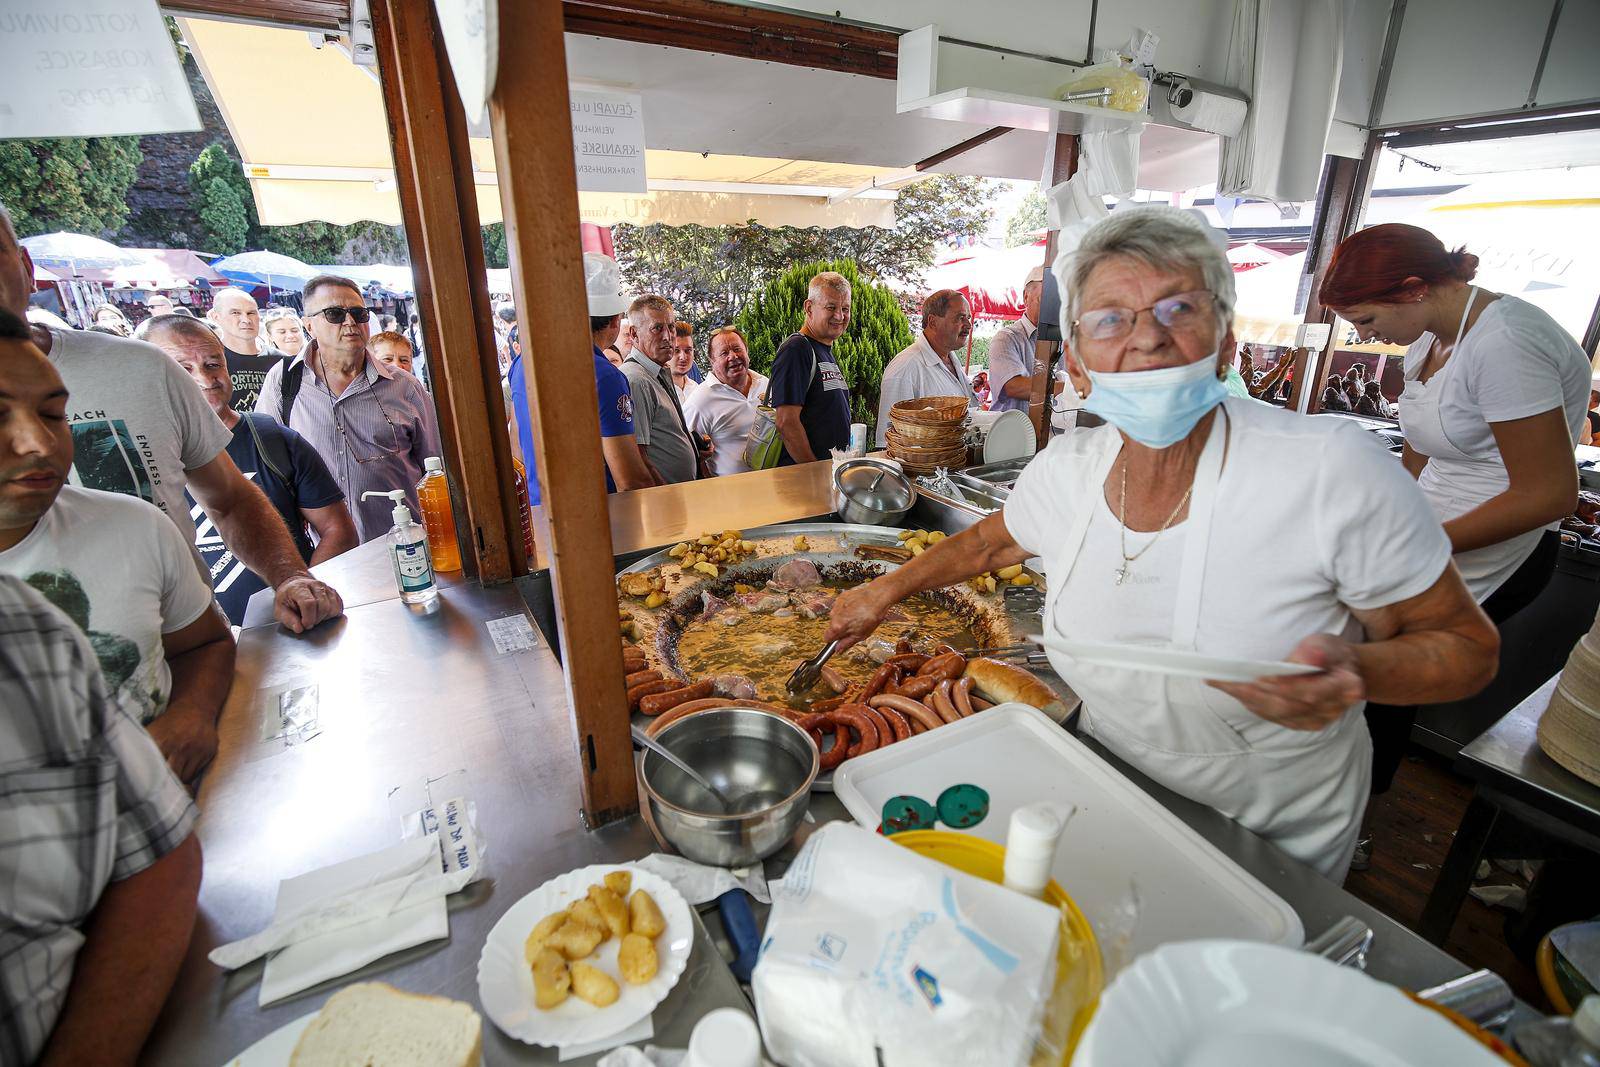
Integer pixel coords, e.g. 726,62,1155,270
628,889,666,939
570,961,620,1007
545,918,604,960
604,871,632,898
568,898,609,941
588,885,629,940
532,947,570,1009
524,909,570,963
617,932,658,985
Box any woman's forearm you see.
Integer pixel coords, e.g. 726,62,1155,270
1444,485,1572,554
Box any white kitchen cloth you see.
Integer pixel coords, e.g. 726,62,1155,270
559,1015,653,1061
635,852,771,905
258,835,450,1006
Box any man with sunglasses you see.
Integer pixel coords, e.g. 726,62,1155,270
255,274,443,543
0,201,344,635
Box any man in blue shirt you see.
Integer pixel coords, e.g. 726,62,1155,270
147,316,358,625
507,253,656,504
768,270,853,464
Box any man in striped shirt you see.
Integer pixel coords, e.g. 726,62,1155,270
255,275,443,543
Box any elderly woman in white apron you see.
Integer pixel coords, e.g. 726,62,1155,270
825,207,1500,881
1319,223,1590,803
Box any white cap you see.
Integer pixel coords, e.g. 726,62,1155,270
1575,995,1600,1048
1025,265,1045,286
584,252,630,317
424,456,443,473
686,1008,761,1067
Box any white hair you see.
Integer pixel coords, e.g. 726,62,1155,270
807,271,851,302
1064,206,1235,330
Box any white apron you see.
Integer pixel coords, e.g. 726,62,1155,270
1398,287,1541,602
1043,411,1372,881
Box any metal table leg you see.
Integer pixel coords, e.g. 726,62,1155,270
1420,792,1500,945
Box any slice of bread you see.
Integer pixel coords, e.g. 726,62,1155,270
289,982,482,1067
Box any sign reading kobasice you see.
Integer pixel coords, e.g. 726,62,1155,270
0,0,200,138
569,89,647,194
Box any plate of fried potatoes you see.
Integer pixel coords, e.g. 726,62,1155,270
476,863,693,1047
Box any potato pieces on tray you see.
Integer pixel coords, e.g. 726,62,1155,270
521,874,669,1012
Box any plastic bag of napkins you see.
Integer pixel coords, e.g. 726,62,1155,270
752,823,1060,1067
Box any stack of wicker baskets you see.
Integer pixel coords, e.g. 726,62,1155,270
884,396,970,475
1540,629,1600,787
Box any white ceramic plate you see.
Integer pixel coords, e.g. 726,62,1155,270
1075,940,1507,1067
1036,636,1321,683
982,409,1037,463
222,1012,315,1066
476,863,692,1048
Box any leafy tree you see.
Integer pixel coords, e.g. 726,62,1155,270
1005,187,1047,247
734,258,913,435
196,176,248,254
482,223,507,269
0,138,143,236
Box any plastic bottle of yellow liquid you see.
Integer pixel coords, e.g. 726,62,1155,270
416,456,462,572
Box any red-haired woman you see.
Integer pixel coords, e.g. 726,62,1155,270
1320,223,1590,799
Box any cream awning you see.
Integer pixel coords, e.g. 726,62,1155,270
179,17,899,229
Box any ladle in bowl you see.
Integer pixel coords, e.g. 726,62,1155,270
631,723,733,812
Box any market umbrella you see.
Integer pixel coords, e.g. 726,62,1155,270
1227,241,1287,272
918,241,1049,320
211,249,319,293
22,232,156,274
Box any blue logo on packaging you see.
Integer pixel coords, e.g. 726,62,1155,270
814,933,846,962
912,965,942,1007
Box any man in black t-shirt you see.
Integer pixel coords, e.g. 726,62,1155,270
208,287,281,413
768,270,853,464
148,317,358,624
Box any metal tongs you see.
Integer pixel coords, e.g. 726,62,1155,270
969,640,1051,667
786,639,839,695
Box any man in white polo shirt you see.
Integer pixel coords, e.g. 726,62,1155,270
683,327,768,476
876,289,974,446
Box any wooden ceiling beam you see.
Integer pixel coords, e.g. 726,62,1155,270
163,0,349,33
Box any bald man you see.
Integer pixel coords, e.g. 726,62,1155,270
208,288,279,412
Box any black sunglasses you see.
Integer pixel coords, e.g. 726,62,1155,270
306,305,373,325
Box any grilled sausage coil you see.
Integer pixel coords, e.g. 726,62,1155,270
638,678,715,716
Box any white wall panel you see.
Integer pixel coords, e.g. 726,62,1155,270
1537,0,1600,108
1378,0,1558,125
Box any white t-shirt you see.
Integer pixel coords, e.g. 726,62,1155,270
1401,295,1591,601
683,372,769,477
0,487,215,725
1003,398,1453,875
675,377,700,406
49,327,233,538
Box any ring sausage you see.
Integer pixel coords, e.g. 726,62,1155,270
931,680,962,723
888,653,930,671
856,704,895,747
892,676,938,701
936,642,961,657
627,678,675,711
970,696,995,711
730,698,810,722
869,694,943,733
953,676,976,718
860,663,897,702
894,638,913,656
625,668,662,687
814,722,850,770
875,704,912,743
819,664,848,694
916,652,962,678
831,704,881,758
639,678,715,716
645,697,732,737
808,695,848,715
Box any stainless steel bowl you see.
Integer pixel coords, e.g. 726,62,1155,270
641,707,816,867
833,457,914,526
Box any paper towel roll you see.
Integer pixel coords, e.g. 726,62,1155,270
1173,89,1248,137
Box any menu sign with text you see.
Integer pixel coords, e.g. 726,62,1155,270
0,0,200,139
570,89,647,194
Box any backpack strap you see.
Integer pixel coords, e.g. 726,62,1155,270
279,355,306,425
241,412,292,484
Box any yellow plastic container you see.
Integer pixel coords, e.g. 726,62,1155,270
890,830,1102,1064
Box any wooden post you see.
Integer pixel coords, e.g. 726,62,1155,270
370,0,524,580
489,2,636,824
1030,132,1080,445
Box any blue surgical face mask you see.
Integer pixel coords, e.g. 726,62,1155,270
1079,353,1228,449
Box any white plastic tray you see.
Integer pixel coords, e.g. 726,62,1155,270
832,705,1304,971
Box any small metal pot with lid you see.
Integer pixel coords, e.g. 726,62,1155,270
833,457,914,526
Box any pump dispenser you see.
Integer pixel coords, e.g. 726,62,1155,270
361,490,438,605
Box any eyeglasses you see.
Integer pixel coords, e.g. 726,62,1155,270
315,374,405,464
1074,290,1215,342
306,305,373,325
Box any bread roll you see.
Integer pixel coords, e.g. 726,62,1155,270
289,982,482,1066
963,658,1068,719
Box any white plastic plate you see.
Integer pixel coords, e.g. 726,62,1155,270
222,1012,314,1066
832,705,1304,966
476,863,691,1048
1076,940,1506,1066
1037,636,1321,683
982,408,1037,463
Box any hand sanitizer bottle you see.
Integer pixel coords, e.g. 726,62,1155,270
361,490,437,605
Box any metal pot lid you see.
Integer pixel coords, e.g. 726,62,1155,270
835,458,913,510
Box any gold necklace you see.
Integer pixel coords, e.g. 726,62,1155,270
1114,456,1193,586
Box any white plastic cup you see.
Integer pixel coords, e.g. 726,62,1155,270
686,1008,762,1067
1003,803,1069,898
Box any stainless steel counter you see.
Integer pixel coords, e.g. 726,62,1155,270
240,540,469,629
145,564,750,1064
